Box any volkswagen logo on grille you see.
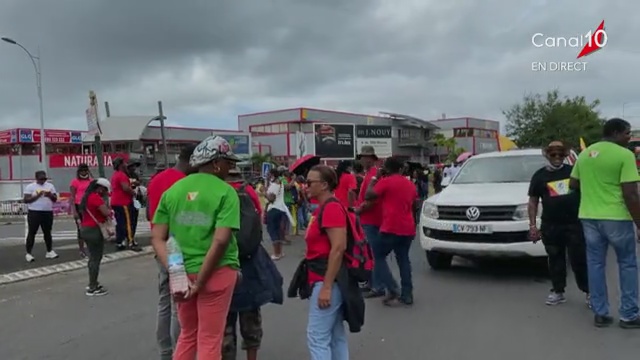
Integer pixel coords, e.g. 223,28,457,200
466,206,480,221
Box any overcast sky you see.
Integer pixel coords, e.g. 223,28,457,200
0,0,637,132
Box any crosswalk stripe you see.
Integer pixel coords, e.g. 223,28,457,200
0,223,151,247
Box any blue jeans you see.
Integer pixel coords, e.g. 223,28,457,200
362,225,383,292
297,203,309,229
374,233,413,298
156,258,180,360
307,282,349,360
266,209,286,242
581,219,639,321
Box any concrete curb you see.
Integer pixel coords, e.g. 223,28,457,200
0,245,154,286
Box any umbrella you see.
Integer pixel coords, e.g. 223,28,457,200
289,155,320,175
456,152,473,163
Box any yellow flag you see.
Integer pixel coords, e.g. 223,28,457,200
579,137,587,151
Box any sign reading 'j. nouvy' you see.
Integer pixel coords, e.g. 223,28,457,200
355,125,392,158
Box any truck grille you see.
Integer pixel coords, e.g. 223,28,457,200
437,205,516,221
424,228,528,244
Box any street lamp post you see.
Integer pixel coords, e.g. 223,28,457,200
2,37,47,173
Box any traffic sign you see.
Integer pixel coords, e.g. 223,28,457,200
261,162,272,179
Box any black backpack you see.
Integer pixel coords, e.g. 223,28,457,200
235,184,263,258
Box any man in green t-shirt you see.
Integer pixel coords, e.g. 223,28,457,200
570,118,640,329
151,135,242,358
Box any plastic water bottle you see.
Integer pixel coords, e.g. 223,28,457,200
167,235,189,294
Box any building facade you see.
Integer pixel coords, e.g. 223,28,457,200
239,107,438,164
430,117,500,162
0,117,249,200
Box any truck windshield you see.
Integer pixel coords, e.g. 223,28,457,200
453,155,548,184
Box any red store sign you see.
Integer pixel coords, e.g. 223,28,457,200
49,153,130,168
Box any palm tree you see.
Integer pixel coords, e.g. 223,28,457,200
432,133,447,162
249,153,275,172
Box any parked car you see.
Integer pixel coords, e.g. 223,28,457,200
419,149,549,270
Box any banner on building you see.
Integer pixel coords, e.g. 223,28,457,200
0,129,16,144
219,134,250,159
49,153,130,168
355,125,392,158
295,131,308,159
19,129,85,144
313,123,355,159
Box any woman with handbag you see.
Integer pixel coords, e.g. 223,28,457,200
79,178,115,296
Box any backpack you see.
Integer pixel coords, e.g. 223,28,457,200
317,198,374,282
235,184,263,258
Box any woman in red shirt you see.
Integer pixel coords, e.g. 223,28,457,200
304,165,349,360
79,178,114,296
69,163,92,258
334,161,357,208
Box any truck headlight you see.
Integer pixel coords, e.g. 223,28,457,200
422,202,439,219
512,203,542,221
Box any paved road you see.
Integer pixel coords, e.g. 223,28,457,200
0,220,151,275
1,239,638,360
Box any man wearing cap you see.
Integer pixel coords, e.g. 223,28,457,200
110,158,141,251
152,135,241,358
528,141,589,306
354,145,385,298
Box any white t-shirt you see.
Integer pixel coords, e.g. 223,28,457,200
24,181,57,211
266,181,288,213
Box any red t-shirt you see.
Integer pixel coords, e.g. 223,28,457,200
374,174,417,236
147,168,185,227
334,173,357,207
230,181,263,218
358,167,382,226
110,170,132,206
81,193,107,227
305,201,348,283
70,178,91,205
309,197,319,205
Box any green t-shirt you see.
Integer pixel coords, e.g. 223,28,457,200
570,141,640,220
153,173,240,273
281,177,293,205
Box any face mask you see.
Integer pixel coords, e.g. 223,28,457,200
546,161,564,171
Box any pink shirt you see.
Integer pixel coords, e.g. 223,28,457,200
70,178,91,204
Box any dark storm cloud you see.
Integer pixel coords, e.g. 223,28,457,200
0,0,638,130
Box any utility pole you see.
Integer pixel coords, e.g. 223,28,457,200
157,101,169,168
88,91,105,177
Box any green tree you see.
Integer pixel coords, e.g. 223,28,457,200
249,152,275,172
504,90,604,149
432,134,458,163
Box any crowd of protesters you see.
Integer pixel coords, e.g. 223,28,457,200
34,118,640,359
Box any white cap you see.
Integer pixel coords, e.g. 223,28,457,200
95,177,111,191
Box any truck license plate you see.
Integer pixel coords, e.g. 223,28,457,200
452,224,493,234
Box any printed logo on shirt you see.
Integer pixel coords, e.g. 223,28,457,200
186,192,199,201
589,150,599,158
546,178,571,197
306,216,315,236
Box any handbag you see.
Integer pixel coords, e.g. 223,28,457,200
86,209,116,240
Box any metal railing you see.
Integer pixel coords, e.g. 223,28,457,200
0,199,71,218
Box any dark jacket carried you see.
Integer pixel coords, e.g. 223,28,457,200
230,245,284,312
287,258,365,333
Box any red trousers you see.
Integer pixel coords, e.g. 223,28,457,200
173,266,237,360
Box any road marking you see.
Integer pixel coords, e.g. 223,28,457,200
0,245,154,286
0,223,151,246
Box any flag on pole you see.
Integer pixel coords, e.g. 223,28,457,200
579,137,587,151
566,149,578,165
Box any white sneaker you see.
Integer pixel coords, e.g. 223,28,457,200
25,253,35,262
45,251,59,259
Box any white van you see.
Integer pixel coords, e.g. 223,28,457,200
419,149,549,270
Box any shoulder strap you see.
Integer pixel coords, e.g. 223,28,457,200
238,182,247,192
317,197,342,233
